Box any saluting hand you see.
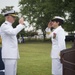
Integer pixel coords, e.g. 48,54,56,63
48,21,52,28
19,17,24,25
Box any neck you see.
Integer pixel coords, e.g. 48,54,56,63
54,25,59,29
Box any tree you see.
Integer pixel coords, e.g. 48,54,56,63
19,0,75,40
58,0,75,32
0,14,5,26
19,0,67,40
1,6,14,14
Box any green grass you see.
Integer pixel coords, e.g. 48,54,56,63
17,42,73,75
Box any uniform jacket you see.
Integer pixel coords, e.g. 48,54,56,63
1,21,25,59
49,26,66,58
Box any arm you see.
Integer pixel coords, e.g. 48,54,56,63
2,24,25,36
2,17,25,36
45,22,53,38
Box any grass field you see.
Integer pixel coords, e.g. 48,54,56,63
17,42,73,75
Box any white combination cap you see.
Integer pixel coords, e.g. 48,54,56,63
53,16,65,21
2,10,17,16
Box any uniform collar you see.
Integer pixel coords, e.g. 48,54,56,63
55,26,62,30
5,21,12,25
53,26,62,32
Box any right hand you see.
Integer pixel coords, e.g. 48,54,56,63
48,21,52,28
19,17,24,25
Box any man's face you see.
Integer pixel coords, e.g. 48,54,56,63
8,15,16,23
51,21,59,28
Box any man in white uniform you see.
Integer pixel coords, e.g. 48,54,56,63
1,10,25,75
46,16,66,75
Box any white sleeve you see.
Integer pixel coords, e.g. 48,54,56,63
1,24,25,36
45,27,52,38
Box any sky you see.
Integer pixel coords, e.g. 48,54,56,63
0,0,20,13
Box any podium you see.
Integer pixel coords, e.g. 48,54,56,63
60,40,75,75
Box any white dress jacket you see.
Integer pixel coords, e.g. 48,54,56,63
1,21,25,59
49,26,66,58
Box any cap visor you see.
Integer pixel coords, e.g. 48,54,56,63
10,14,18,17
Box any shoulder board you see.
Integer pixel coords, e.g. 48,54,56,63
4,23,7,24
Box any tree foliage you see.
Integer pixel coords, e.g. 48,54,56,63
19,0,66,40
19,0,75,33
0,14,5,26
1,6,14,14
63,0,75,32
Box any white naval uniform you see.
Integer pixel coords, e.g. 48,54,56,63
47,26,66,75
1,21,25,75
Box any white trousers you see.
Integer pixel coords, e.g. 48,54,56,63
3,59,17,75
52,58,63,75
